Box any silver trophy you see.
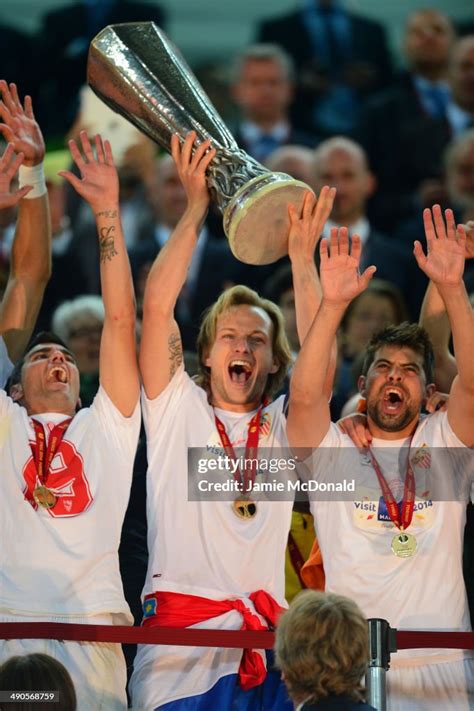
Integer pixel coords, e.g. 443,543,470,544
87,22,313,265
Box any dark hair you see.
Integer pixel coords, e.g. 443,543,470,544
6,331,72,392
0,653,77,710
361,322,435,383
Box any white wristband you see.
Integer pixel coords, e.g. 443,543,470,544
18,162,47,199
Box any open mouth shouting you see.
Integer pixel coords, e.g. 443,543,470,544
47,365,69,385
228,359,253,387
381,386,406,415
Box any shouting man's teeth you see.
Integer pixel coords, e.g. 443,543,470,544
49,367,67,383
382,387,404,412
384,388,403,403
228,360,252,384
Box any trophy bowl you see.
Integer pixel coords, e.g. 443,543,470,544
87,22,313,265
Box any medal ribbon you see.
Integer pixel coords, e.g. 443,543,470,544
214,400,266,493
367,435,416,531
31,418,72,487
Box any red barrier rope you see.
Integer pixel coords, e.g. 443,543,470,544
0,623,473,650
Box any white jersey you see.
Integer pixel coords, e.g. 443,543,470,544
0,336,13,389
309,411,473,668
130,365,293,709
0,386,140,623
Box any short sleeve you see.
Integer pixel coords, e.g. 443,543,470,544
89,385,141,458
299,423,346,483
141,364,197,444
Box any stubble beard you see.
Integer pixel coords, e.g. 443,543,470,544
367,397,419,433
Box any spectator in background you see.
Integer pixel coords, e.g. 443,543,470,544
357,9,456,232
51,295,104,408
257,0,392,137
265,145,317,189
275,590,375,711
313,137,413,285
0,653,77,711
36,0,166,138
230,44,316,163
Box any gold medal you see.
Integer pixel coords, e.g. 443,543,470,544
391,531,417,558
33,486,57,509
232,497,257,520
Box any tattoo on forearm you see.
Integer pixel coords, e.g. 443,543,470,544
96,210,118,219
168,332,183,377
99,225,118,262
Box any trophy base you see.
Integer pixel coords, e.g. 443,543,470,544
223,173,313,265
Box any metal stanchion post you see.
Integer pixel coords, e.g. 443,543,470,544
366,618,397,711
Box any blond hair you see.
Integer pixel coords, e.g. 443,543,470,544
275,590,369,704
195,285,292,399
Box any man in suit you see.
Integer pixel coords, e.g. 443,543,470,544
230,44,316,162
257,0,392,136
357,10,456,231
313,136,401,278
275,590,376,710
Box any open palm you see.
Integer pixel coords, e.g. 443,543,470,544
0,81,44,165
414,206,466,286
59,132,119,212
320,227,376,303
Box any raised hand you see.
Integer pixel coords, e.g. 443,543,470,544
0,81,44,166
288,186,336,263
0,143,33,209
59,132,119,213
171,131,216,217
320,227,376,304
414,206,466,286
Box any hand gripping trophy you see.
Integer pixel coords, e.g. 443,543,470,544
87,22,313,264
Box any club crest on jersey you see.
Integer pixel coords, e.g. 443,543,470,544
259,411,271,437
411,444,431,469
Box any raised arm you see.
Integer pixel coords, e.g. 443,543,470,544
288,186,337,399
139,131,216,399
419,281,457,393
60,132,139,416
287,227,376,449
419,221,474,393
414,206,474,446
0,81,51,361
